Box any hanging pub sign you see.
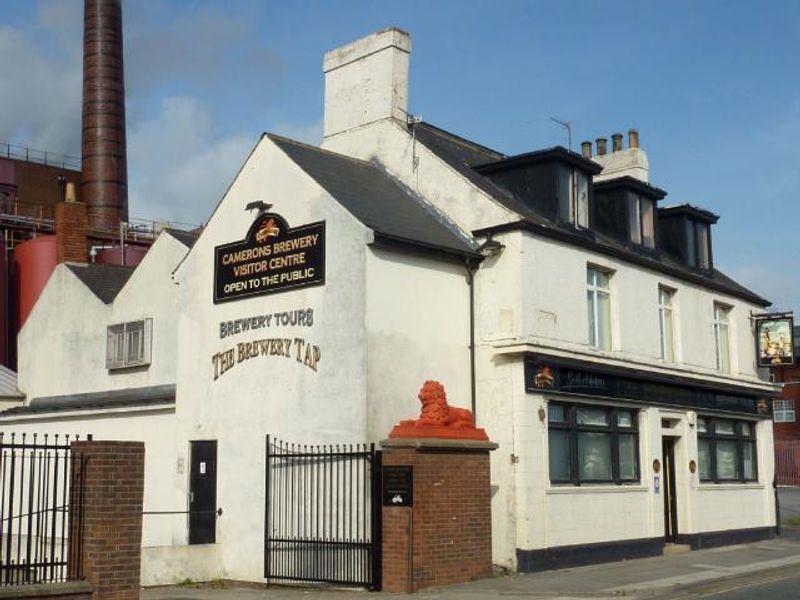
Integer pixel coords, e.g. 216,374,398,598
755,312,795,367
213,211,325,304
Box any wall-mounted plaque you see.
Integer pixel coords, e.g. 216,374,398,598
382,466,413,507
214,212,325,304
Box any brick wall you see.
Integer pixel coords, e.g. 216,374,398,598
773,364,800,441
381,439,495,593
55,201,88,264
4,158,81,216
70,441,144,600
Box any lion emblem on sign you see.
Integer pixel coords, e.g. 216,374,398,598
256,218,280,243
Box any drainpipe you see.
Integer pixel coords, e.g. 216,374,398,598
465,258,478,420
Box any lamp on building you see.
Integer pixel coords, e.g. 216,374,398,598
478,237,505,258
245,200,273,214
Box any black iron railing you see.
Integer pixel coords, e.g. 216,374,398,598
1,143,81,170
265,436,382,590
0,433,86,586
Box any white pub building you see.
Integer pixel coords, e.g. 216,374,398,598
0,29,777,583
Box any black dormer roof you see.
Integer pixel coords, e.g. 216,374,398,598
473,146,602,176
594,176,667,201
659,204,719,224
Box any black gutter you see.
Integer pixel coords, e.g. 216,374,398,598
370,232,480,263
474,220,770,307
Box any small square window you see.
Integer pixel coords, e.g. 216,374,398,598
617,410,633,428
774,399,796,423
548,404,567,423
107,319,152,370
715,420,735,436
577,407,609,426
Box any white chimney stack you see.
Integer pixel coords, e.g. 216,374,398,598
323,27,411,139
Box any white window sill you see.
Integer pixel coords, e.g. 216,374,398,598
697,483,764,491
547,485,648,495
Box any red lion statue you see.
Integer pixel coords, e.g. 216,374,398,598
389,380,488,440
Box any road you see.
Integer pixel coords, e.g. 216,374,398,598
653,568,800,599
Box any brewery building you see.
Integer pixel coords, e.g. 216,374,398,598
0,28,778,584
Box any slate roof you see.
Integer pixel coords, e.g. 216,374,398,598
164,228,199,248
66,263,134,304
0,385,175,417
0,365,23,399
412,122,770,307
268,134,478,258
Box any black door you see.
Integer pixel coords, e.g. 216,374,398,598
189,440,217,544
662,437,679,543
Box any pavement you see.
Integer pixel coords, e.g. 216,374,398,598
143,488,800,600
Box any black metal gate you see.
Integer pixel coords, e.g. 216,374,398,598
0,433,86,586
264,436,382,590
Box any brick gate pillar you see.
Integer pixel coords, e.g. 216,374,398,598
380,381,498,593
70,441,145,600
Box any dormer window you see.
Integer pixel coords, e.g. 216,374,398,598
656,205,718,271
686,220,710,269
472,146,601,228
628,194,655,248
557,166,589,228
593,177,665,249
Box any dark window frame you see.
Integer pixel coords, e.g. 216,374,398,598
628,193,656,250
697,417,758,483
556,165,590,229
548,401,640,486
685,219,711,270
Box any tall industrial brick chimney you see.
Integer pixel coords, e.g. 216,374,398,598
81,0,129,232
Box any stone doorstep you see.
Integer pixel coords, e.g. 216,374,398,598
0,581,92,600
663,543,692,555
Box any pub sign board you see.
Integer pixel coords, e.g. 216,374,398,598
755,313,795,368
213,212,325,304
382,465,413,507
525,359,763,415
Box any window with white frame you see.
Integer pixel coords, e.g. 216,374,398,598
713,303,731,373
587,267,611,350
106,319,152,370
658,286,675,362
774,399,796,423
557,165,589,228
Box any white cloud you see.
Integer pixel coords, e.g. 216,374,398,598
127,96,255,226
0,24,81,155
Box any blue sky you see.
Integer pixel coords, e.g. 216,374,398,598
1,1,798,311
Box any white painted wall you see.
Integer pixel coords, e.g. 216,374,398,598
18,232,189,400
173,135,374,582
481,231,769,387
364,246,471,440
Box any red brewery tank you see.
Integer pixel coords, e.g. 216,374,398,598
13,235,57,330
94,245,147,267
